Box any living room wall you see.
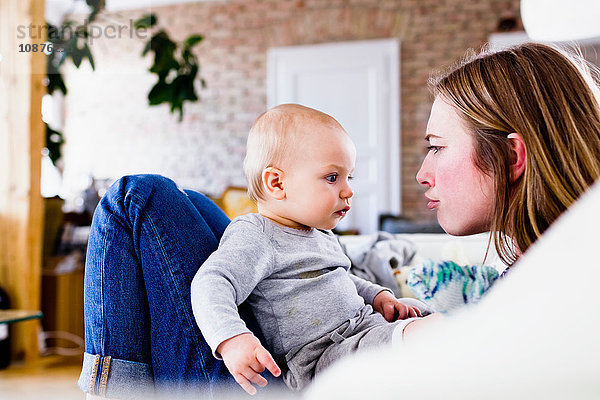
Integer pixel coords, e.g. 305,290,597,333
60,0,521,223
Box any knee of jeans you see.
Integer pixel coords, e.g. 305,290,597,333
106,174,182,210
116,174,177,196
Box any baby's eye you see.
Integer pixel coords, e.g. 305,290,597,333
348,175,354,181
325,174,338,183
427,145,442,154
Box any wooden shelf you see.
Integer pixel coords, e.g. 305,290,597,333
0,310,43,325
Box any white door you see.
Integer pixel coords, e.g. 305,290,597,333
267,39,401,234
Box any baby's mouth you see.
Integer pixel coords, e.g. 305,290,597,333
336,206,350,217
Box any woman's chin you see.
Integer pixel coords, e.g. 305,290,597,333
439,220,488,236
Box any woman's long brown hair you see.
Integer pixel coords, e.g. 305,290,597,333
430,43,600,265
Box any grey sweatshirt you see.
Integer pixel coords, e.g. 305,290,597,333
191,213,389,359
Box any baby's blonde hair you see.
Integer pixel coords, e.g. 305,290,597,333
243,104,344,202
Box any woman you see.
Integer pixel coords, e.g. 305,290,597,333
79,42,600,398
306,42,600,398
399,42,600,337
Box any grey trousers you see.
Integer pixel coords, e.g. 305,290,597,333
282,305,409,391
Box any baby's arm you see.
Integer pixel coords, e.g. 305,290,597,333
191,219,277,393
217,333,281,395
349,273,392,305
348,274,432,319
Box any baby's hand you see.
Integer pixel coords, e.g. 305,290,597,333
372,290,422,321
217,333,281,395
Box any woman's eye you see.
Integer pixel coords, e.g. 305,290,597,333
427,145,442,154
325,175,338,183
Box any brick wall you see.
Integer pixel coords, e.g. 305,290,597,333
61,0,521,222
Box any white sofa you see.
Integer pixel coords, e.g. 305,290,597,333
339,232,503,269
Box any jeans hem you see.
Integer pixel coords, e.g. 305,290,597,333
78,352,154,399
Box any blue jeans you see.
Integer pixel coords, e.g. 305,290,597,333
78,175,276,398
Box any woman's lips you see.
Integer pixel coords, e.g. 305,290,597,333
427,200,440,210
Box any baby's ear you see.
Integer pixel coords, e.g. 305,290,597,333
262,167,285,200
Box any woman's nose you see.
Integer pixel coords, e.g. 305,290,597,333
416,161,432,187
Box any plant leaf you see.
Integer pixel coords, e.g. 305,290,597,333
135,14,157,30
47,72,67,95
82,43,95,70
71,45,83,68
148,79,174,105
148,32,179,79
184,35,203,48
142,40,151,56
45,124,65,165
85,0,105,22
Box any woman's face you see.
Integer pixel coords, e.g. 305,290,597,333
416,97,495,236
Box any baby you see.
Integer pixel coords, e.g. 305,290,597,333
191,104,430,394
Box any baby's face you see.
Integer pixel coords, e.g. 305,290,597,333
279,122,356,230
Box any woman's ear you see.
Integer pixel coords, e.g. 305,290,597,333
507,132,526,182
262,167,286,200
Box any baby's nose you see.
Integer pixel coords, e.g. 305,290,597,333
341,185,353,199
